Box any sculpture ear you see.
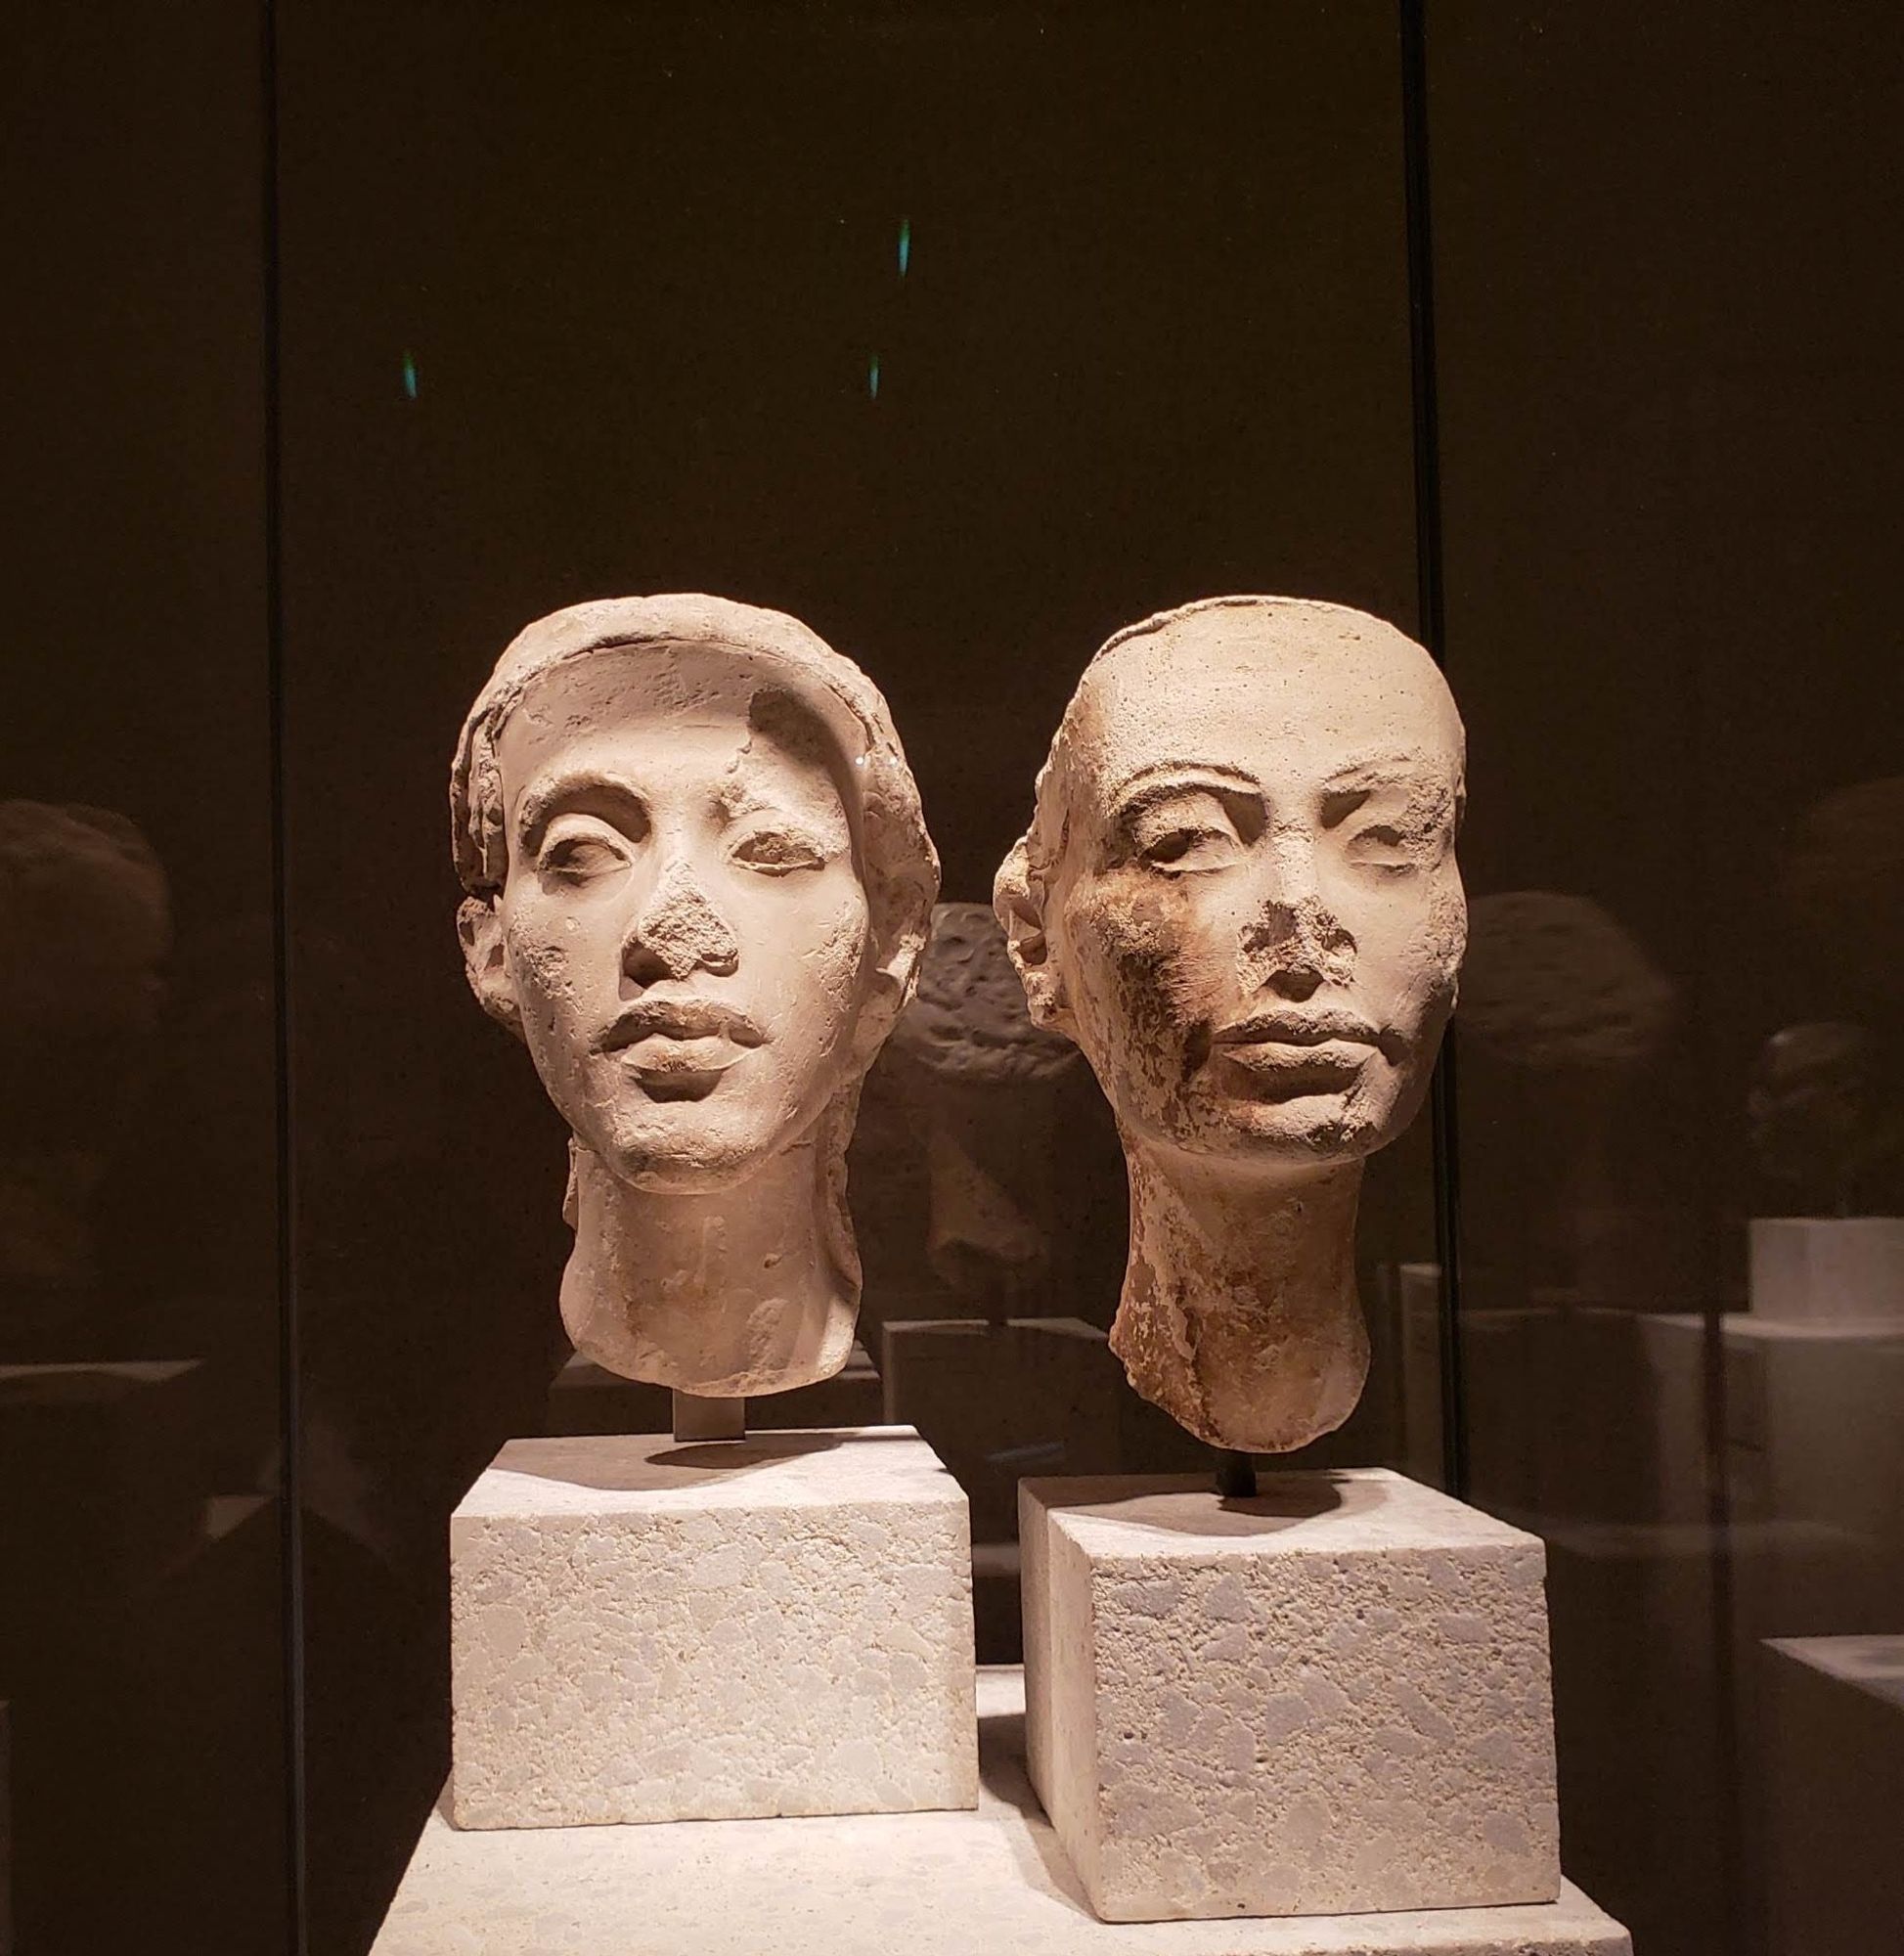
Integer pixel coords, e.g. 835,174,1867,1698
458,895,523,1037
994,837,1074,1035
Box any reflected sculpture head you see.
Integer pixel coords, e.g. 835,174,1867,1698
1460,892,1673,1073
1749,1021,1875,1216
889,902,1083,1311
0,801,171,1291
452,596,937,1394
996,598,1465,1450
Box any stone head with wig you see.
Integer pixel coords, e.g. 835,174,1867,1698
452,595,938,1396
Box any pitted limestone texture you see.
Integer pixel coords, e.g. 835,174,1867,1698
1021,1468,1561,1923
450,1426,977,1829
374,1669,1627,1956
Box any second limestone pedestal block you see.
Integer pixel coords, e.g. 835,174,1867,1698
1021,1468,1561,1923
452,1426,977,1830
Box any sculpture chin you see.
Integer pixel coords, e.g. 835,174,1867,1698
582,1099,813,1197
1135,1087,1419,1178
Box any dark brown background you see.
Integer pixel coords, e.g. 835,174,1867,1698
3,4,1899,1953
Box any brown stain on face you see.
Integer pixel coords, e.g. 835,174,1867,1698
996,596,1465,1451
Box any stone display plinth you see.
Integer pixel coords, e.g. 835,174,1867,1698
374,1668,1628,1956
1021,1469,1561,1923
1760,1635,1904,1956
450,1426,976,1829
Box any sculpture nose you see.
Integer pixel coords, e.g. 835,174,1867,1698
1240,863,1354,1000
624,858,740,983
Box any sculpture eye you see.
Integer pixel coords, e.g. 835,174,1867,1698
731,827,826,875
1139,824,1242,872
1122,784,1252,874
1346,825,1417,872
541,831,627,884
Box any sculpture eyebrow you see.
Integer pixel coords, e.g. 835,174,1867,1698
1106,762,1261,823
513,768,645,847
1318,754,1443,792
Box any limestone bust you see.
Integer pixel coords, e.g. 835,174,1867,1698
996,597,1466,1451
451,595,938,1396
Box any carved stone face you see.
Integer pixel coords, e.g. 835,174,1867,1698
483,645,873,1192
996,599,1466,1452
452,595,938,1397
1006,600,1465,1176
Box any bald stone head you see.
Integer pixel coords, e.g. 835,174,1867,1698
997,596,1466,1179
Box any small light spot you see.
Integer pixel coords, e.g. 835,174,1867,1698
897,217,911,279
868,353,880,400
401,351,419,400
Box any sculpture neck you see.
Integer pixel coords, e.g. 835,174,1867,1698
1113,1144,1369,1453
560,1135,856,1397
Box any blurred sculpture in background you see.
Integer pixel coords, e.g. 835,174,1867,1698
0,801,170,1304
451,596,937,1396
1778,776,1904,1019
1458,891,1674,1076
1749,1022,1899,1219
1458,890,1681,1307
886,903,1083,1318
996,597,1465,1451
1763,776,1904,1220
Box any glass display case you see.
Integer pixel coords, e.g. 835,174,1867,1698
3,4,1898,1953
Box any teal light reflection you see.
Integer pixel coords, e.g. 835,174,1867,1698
898,217,911,279
401,351,419,400
868,353,881,400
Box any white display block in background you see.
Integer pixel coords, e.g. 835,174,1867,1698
1749,1216,1904,1323
1022,1469,1561,1924
375,1668,1628,1956
1759,1635,1904,1956
450,1426,976,1829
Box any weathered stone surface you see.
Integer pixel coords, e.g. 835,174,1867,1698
450,1426,976,1828
450,596,939,1398
1022,1469,1561,1923
376,1669,1626,1956
996,598,1466,1452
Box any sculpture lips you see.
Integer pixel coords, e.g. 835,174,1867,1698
1213,1007,1382,1050
1210,1006,1384,1091
598,997,770,1075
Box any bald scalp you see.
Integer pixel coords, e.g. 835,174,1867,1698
1013,597,1461,907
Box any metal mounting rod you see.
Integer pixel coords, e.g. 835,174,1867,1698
672,1389,746,1443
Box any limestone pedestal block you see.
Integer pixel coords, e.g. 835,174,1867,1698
451,1426,977,1829
1021,1469,1561,1923
375,1667,1627,1956
1760,1635,1904,1956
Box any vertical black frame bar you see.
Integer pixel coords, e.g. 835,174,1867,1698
262,0,306,1948
1398,0,1468,1498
